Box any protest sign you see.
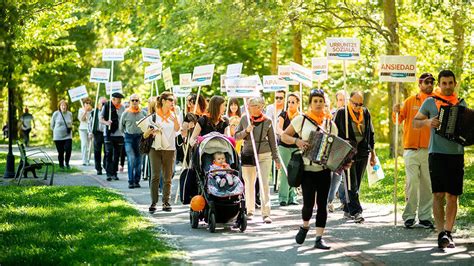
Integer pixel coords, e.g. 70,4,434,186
379,56,417,83
326,38,360,60
90,68,111,83
225,77,260,98
163,67,173,90
144,63,163,83
278,65,298,85
105,81,123,95
68,85,88,102
141,48,161,63
102,48,126,61
192,64,215,86
312,57,329,82
290,62,313,87
226,63,243,78
262,75,289,92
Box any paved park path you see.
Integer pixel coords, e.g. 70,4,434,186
2,145,473,265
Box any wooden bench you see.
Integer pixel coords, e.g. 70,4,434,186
14,141,55,185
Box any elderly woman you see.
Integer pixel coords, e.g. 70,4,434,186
51,100,73,169
120,94,146,189
235,97,280,224
141,92,180,213
78,97,93,166
277,93,301,206
281,89,337,250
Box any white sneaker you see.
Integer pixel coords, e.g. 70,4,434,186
263,216,272,224
328,203,334,213
247,213,253,220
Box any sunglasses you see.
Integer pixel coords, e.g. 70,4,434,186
130,99,139,102
275,96,284,100
351,100,363,107
287,101,297,104
422,80,434,85
165,98,174,102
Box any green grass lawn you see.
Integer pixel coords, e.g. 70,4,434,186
0,186,187,264
360,143,473,229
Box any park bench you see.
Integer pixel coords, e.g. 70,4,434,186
14,141,55,185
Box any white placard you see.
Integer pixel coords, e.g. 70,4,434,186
312,57,329,82
144,63,162,83
226,63,243,78
278,65,298,85
379,56,417,83
247,74,264,91
141,48,161,63
68,85,88,102
102,48,126,61
105,81,123,95
326,38,360,60
192,64,215,86
225,77,260,98
263,75,289,92
173,85,192,98
163,67,173,90
290,62,313,87
90,68,111,83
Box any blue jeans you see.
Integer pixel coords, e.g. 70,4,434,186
328,171,342,203
124,133,142,185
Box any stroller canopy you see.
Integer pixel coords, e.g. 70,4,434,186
198,132,237,169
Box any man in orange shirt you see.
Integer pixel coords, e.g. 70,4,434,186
393,73,435,229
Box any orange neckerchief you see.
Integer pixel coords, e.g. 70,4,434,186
228,112,239,118
156,108,171,123
287,108,299,121
213,162,229,168
418,92,433,103
348,104,364,134
113,102,122,110
433,90,459,110
305,111,331,126
127,106,141,113
250,112,266,123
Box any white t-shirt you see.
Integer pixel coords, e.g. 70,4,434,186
291,114,338,172
138,114,176,151
78,109,90,130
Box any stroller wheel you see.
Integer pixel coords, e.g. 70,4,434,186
239,213,247,232
208,212,216,233
190,210,199,229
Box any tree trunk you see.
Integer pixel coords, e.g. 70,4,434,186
271,37,278,75
383,0,404,157
292,26,302,64
451,1,465,89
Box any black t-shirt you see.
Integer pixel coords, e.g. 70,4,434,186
278,111,298,148
197,116,229,136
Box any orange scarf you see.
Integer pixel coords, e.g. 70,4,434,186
250,112,267,123
156,108,172,123
433,90,459,110
113,102,122,110
127,106,141,113
287,108,299,121
305,111,331,126
348,104,364,134
418,92,432,103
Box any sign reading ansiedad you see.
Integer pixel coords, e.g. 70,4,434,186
379,56,417,83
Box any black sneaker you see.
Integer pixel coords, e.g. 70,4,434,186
418,220,434,229
295,226,309,244
446,232,455,248
315,237,331,250
280,201,287,206
128,184,135,189
162,202,172,212
134,183,141,188
113,176,119,180
404,219,416,228
149,205,157,213
97,171,103,175
354,213,365,223
106,176,112,181
438,231,450,249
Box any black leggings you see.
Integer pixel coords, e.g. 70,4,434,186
301,169,331,228
54,139,72,167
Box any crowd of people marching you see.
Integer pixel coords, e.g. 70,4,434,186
42,69,467,250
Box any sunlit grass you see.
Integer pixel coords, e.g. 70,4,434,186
0,186,187,264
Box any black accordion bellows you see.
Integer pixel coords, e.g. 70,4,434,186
436,105,474,146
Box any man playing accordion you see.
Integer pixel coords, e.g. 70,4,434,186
413,70,467,249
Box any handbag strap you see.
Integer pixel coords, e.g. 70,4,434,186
59,111,68,127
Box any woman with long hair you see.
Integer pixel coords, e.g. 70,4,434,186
190,95,229,145
141,91,180,213
227,97,241,118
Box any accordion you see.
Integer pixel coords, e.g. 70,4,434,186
436,105,474,146
303,129,357,173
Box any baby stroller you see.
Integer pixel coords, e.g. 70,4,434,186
188,132,247,233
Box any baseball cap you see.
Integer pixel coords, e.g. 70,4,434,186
419,73,435,82
111,92,125,98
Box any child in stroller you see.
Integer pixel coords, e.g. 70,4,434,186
208,152,238,188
